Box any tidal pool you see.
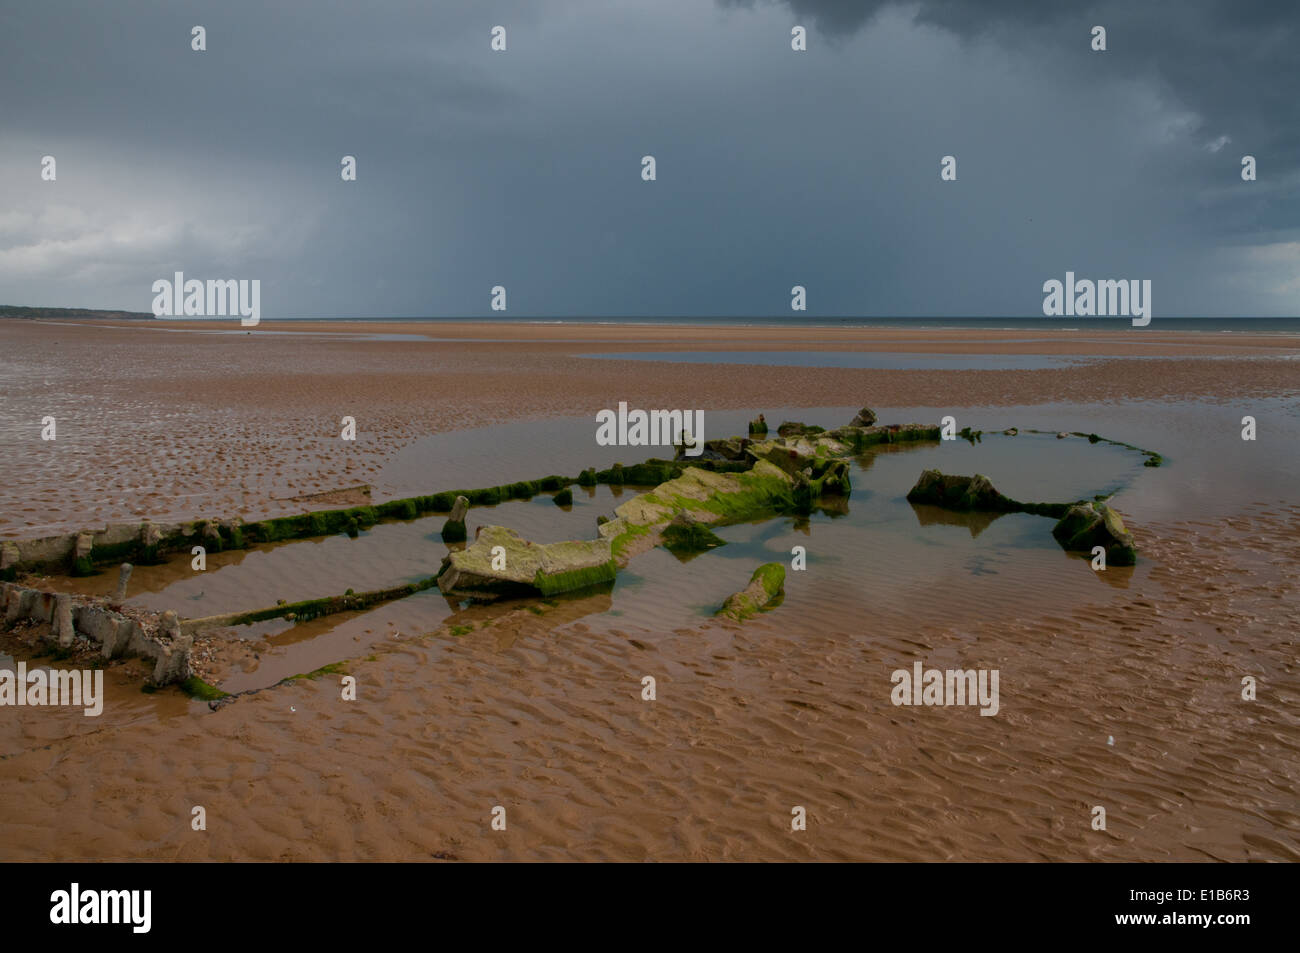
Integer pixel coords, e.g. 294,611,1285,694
54,418,1154,691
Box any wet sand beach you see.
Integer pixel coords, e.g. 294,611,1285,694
2,318,1297,538
1,318,1297,861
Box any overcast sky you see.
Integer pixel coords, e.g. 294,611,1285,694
1,0,1296,318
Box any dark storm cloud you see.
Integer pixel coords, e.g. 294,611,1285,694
734,0,1300,241
720,0,884,35
0,1,1295,317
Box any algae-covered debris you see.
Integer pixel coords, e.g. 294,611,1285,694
906,470,1020,512
907,469,1139,563
70,533,95,577
437,526,617,600
660,511,727,556
1051,501,1138,566
432,426,863,597
848,407,878,428
180,676,230,700
717,562,786,621
777,421,826,437
441,495,469,543
19,408,1161,650
3,409,958,578
590,422,938,566
597,459,808,562
281,661,348,683
1,541,21,582
184,576,440,632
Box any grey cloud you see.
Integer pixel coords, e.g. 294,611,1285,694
0,1,1295,317
734,0,1300,239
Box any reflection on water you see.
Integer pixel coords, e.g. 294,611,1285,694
375,409,776,497
910,504,1006,538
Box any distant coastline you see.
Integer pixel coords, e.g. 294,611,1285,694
0,305,153,320
6,308,1300,333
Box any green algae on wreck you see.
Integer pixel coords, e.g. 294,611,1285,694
717,562,786,621
659,512,727,556
588,423,944,570
179,676,230,701
441,495,470,543
7,448,769,577
533,560,618,596
280,661,348,683
437,526,616,600
181,576,441,633
598,459,805,561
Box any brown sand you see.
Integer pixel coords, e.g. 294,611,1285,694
2,510,1294,862
0,318,1297,861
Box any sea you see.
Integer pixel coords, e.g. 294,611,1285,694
262,315,1300,333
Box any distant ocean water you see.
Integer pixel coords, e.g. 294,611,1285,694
273,316,1300,333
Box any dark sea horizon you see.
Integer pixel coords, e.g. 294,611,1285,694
259,315,1300,333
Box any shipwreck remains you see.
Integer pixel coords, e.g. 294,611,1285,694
438,527,617,600
1,580,193,685
0,405,1162,696
432,419,939,599
906,470,1138,565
